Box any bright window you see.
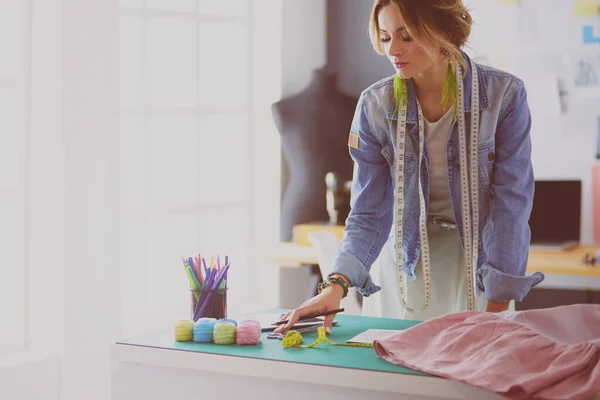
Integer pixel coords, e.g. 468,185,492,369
119,0,253,336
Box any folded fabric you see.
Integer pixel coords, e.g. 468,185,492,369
373,304,600,400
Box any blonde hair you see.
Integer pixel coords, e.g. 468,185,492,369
369,0,473,110
369,0,472,70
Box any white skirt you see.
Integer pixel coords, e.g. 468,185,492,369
362,221,488,321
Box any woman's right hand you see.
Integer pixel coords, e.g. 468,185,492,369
272,281,345,335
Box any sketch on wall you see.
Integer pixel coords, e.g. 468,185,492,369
574,57,598,87
569,53,600,98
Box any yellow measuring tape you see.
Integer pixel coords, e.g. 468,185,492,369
282,327,373,348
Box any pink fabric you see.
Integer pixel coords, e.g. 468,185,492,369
373,304,600,400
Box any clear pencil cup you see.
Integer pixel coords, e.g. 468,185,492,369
190,287,228,322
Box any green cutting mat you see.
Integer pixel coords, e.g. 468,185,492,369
117,313,427,376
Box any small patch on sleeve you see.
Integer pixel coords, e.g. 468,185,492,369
348,132,359,149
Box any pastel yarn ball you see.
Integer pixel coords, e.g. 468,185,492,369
238,319,260,327
236,320,261,345
217,318,238,327
193,317,217,343
213,322,237,345
173,320,194,342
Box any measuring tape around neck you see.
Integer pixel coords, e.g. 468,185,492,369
394,59,480,313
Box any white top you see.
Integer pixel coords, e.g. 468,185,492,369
424,107,454,219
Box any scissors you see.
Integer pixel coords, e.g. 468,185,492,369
266,324,322,340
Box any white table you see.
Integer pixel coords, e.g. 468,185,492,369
110,344,505,400
110,314,504,400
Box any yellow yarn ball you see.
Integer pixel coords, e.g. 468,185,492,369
174,320,195,342
213,322,236,345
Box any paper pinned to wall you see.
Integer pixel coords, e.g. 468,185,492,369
523,74,563,117
568,52,600,98
523,74,564,178
517,54,566,113
529,113,564,178
574,1,600,17
583,24,600,44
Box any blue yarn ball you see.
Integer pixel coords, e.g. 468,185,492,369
193,317,217,343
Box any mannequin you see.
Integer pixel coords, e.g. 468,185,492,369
272,68,358,241
325,172,352,225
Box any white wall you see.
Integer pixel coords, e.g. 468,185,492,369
28,0,65,361
281,0,327,97
250,1,284,249
62,0,121,399
2,0,121,399
0,0,64,397
0,359,60,400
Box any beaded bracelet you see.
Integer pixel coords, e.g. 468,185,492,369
317,276,349,298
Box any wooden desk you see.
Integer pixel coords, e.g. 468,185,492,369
527,246,600,291
292,223,344,246
280,223,600,291
252,242,321,266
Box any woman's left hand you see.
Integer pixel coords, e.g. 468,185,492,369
485,300,511,313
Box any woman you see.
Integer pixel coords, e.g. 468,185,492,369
275,0,544,334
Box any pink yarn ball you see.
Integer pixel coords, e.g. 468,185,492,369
239,319,260,327
236,320,261,345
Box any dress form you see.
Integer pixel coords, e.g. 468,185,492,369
272,68,357,241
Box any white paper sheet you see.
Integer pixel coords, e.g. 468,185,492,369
346,329,402,344
523,74,563,116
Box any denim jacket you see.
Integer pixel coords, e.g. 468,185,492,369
331,53,545,303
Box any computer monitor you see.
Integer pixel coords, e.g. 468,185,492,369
528,180,581,250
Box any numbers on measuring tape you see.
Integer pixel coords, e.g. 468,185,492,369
456,63,472,311
469,63,480,311
394,59,481,313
